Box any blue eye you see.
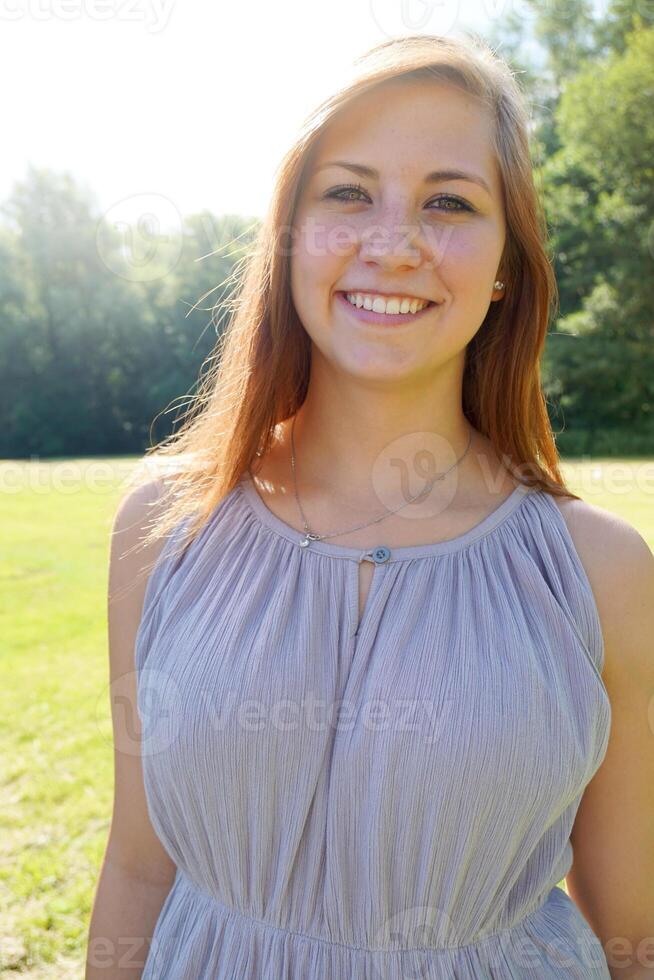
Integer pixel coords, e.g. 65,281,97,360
323,184,474,212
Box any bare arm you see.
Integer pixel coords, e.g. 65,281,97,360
85,862,175,978
85,479,178,978
560,501,654,979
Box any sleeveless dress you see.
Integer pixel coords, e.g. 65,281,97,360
134,469,612,979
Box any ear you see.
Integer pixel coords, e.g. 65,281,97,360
491,276,506,301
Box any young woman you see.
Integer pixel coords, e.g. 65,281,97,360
87,32,653,980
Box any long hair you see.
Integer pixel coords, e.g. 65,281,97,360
128,31,579,565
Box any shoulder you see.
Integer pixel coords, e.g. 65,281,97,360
549,492,654,682
109,477,172,605
549,491,650,566
115,474,170,523
112,476,170,559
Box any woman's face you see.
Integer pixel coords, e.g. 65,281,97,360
289,78,507,382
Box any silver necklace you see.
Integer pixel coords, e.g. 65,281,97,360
290,414,473,548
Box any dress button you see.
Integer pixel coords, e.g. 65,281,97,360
371,546,391,564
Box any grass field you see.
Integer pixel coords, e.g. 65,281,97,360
1,455,652,977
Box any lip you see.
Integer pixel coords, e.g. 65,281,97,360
334,290,440,327
339,287,436,302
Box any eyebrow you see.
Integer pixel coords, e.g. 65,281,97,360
314,160,493,196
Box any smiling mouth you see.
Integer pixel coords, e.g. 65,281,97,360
334,290,441,326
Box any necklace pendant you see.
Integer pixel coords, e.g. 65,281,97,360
299,532,321,548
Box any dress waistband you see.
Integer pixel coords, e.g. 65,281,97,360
153,870,609,978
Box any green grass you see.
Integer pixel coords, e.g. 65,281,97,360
1,456,652,977
558,457,654,544
0,457,141,977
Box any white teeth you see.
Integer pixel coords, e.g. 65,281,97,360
344,292,430,315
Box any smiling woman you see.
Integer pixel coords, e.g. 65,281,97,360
88,30,654,980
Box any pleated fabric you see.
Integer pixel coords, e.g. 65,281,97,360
134,470,612,979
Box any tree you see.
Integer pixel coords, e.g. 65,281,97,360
0,166,257,456
542,26,654,448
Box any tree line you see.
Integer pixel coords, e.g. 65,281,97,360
0,0,651,459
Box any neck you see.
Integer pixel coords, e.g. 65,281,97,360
283,384,484,510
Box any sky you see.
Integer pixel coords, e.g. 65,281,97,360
0,0,602,231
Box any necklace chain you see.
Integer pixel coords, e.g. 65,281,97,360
290,414,473,546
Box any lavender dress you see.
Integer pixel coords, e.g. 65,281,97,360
135,470,611,978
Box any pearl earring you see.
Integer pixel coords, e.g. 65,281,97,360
494,280,505,290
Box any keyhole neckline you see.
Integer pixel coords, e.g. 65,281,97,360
239,471,534,562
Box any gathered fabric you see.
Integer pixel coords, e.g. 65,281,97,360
135,471,611,978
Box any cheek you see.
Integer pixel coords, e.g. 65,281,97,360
291,216,354,304
290,248,327,319
289,246,330,337
434,225,502,281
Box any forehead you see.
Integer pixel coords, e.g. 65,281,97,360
308,78,500,194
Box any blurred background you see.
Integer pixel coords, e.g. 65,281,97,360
1,0,652,975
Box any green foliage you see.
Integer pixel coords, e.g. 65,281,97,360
491,10,654,455
529,0,598,81
540,26,654,449
0,166,260,458
592,0,654,56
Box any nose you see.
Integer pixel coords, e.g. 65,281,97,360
358,206,425,271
